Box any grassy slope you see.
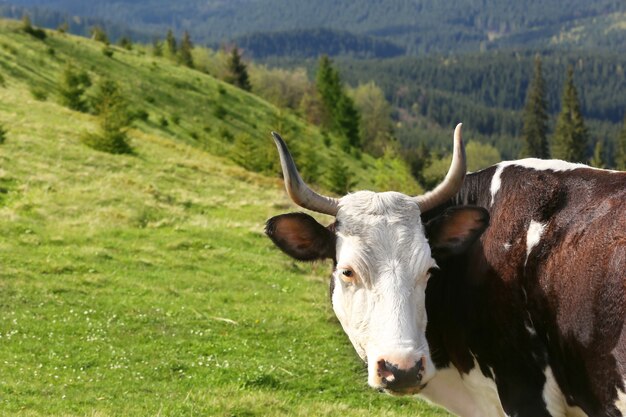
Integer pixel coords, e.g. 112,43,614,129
0,21,446,416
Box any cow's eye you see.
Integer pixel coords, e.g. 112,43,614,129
337,267,357,283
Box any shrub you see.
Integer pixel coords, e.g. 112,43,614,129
22,15,46,40
219,127,233,142
102,46,114,58
213,104,227,119
0,124,6,144
133,109,149,121
159,116,169,127
118,36,132,50
171,114,180,125
30,86,48,101
81,131,132,154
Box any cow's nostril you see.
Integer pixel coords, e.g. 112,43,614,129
377,358,425,390
377,359,395,382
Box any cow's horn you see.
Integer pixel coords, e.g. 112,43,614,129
271,132,340,216
415,123,467,213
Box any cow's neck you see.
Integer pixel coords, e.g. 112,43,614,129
422,167,554,415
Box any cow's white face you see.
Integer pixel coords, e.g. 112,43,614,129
331,191,437,392
266,125,488,395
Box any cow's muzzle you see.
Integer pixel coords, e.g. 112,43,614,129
374,357,426,394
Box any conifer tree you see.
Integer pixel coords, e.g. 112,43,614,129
179,31,194,68
552,66,589,163
521,56,549,158
335,94,361,150
90,26,109,44
58,64,91,112
166,29,177,56
224,47,251,91
118,36,132,50
152,38,163,57
589,140,605,168
327,155,354,194
81,78,132,154
617,114,626,170
22,13,46,39
57,20,69,33
316,56,342,114
315,55,360,150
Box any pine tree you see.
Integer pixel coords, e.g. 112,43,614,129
335,94,361,150
521,56,549,158
21,14,32,32
552,66,589,163
152,38,163,57
179,31,194,68
58,64,91,112
90,26,109,44
589,140,605,168
118,36,132,50
81,78,132,154
315,55,361,150
166,29,177,57
617,114,626,170
57,20,69,33
22,13,46,39
224,47,251,91
315,55,342,119
327,155,354,194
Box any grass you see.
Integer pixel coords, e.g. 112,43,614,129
0,20,447,416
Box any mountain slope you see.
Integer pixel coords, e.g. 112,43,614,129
4,0,626,53
0,20,441,416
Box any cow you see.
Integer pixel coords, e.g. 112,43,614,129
264,124,626,417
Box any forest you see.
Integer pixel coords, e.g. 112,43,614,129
3,0,626,53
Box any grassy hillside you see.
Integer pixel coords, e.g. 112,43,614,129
0,20,444,416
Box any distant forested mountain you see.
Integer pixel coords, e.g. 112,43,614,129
232,29,405,59
3,0,626,54
0,3,149,41
333,50,626,160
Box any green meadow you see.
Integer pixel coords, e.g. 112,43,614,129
0,20,448,416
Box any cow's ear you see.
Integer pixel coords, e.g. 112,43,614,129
265,212,336,261
425,206,489,259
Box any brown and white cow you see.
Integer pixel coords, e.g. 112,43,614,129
265,124,626,417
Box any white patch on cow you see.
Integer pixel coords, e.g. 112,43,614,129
525,323,537,337
488,158,599,207
542,366,589,417
526,220,546,264
421,360,509,417
525,311,537,337
462,357,509,417
615,383,626,415
420,367,484,417
489,164,506,207
503,242,511,251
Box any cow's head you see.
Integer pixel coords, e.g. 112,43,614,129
265,124,488,394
